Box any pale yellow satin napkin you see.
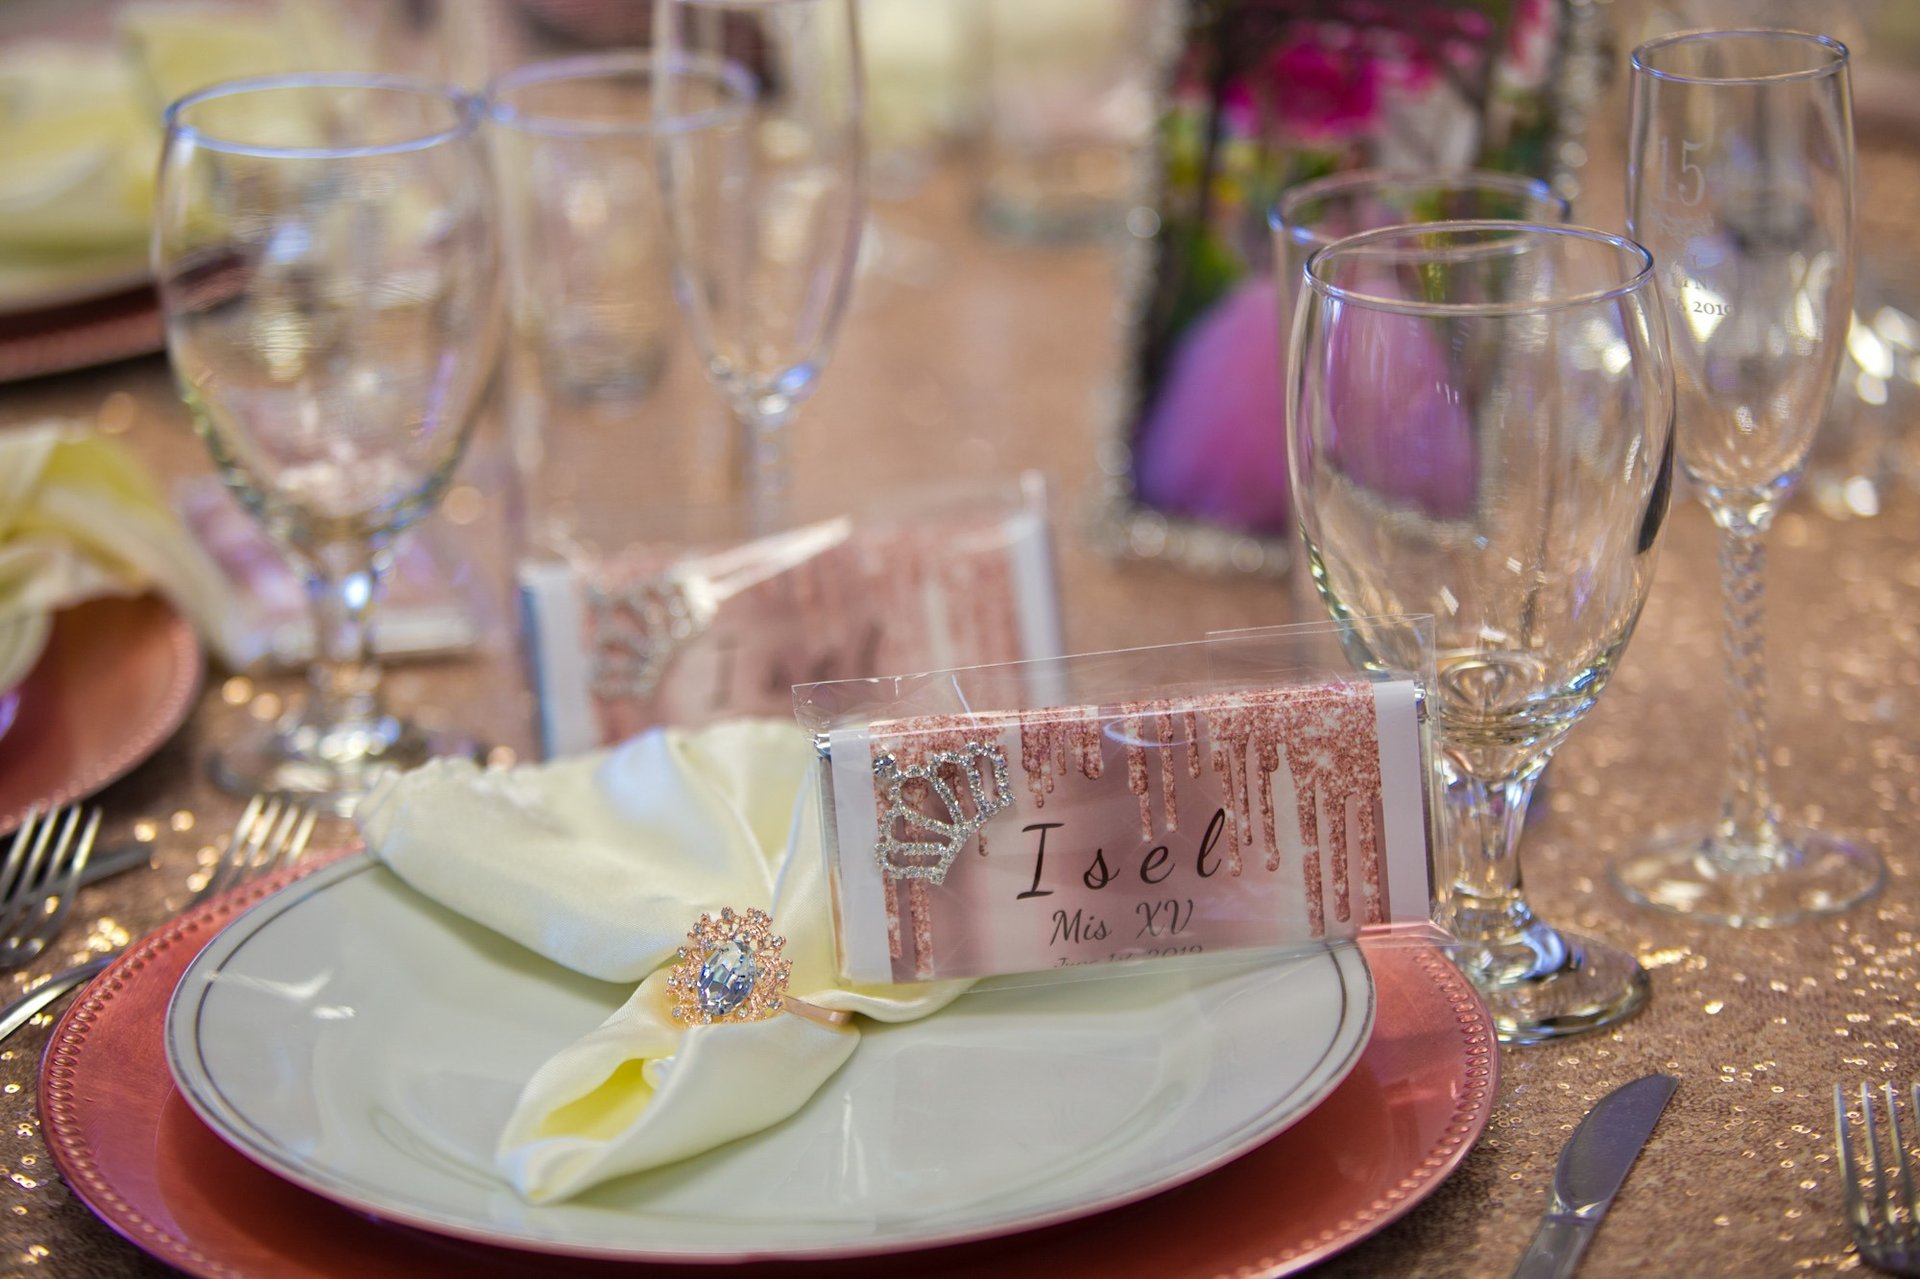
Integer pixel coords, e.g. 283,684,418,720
357,719,968,1202
0,421,233,689
0,41,153,301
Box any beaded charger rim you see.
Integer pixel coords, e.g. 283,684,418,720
666,907,850,1028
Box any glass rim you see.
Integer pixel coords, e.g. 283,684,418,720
485,50,756,139
1268,168,1570,249
1302,221,1657,318
164,72,482,159
1631,29,1848,86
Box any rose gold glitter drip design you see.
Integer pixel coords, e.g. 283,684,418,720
1256,730,1282,873
907,880,935,981
867,680,1388,967
885,881,903,960
1157,704,1180,832
1017,711,1103,809
1273,682,1384,930
1125,714,1152,842
1358,798,1385,924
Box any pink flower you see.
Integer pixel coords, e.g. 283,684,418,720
1503,0,1558,90
1135,279,1293,535
1267,29,1381,142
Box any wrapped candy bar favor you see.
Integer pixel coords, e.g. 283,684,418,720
520,474,1061,756
796,620,1446,986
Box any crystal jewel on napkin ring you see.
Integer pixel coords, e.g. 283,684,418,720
666,907,852,1029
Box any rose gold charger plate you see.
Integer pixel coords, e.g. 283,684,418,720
39,861,1496,1279
0,595,201,836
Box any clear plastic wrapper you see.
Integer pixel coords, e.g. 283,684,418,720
794,617,1450,989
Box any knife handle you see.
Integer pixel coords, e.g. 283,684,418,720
1509,1215,1598,1279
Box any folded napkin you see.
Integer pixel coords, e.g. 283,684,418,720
0,41,154,280
0,421,235,689
357,718,968,1202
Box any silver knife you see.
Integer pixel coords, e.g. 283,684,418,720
1509,1073,1677,1279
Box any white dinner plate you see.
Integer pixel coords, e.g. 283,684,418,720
165,856,1374,1264
0,254,148,318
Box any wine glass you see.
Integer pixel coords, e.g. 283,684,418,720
654,0,866,535
155,74,501,813
1288,222,1676,1042
1271,168,1571,305
1613,30,1881,925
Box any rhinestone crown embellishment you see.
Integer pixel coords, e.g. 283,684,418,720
872,741,1014,885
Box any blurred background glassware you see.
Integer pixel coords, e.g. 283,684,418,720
1613,29,1882,926
491,53,734,403
1288,222,1676,1042
1806,266,1920,521
488,50,750,563
967,0,1155,245
153,74,501,813
1270,168,1571,305
654,0,865,538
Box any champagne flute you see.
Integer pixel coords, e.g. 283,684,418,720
155,74,501,812
1289,222,1676,1042
1614,30,1882,925
654,0,866,536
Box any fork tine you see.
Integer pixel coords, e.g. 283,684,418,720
33,809,100,945
1865,1084,1891,1231
1894,1084,1919,1235
199,795,272,905
1,809,42,904
267,806,318,877
14,808,64,905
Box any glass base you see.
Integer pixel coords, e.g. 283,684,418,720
1610,824,1886,927
207,711,479,817
1456,924,1650,1045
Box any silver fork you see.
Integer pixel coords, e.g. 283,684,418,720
0,806,103,969
1837,1083,1920,1276
0,796,317,1043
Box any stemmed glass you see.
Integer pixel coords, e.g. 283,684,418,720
154,75,501,812
1271,168,1570,302
1289,223,1676,1042
1613,30,1882,925
653,0,866,536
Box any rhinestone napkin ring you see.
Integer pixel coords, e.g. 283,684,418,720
666,908,850,1028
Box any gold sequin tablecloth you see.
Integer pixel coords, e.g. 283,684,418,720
0,164,1917,1277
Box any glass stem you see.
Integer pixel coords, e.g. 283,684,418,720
743,401,797,538
303,545,390,737
1441,752,1550,946
1714,523,1782,863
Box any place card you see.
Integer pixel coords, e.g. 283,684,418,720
816,678,1432,985
520,479,1063,756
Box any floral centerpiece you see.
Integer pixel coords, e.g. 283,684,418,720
1101,0,1601,572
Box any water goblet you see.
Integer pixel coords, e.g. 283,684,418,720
654,0,866,536
1288,222,1676,1042
154,74,501,813
1613,29,1882,925
1270,168,1570,306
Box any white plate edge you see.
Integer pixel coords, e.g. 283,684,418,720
163,854,1377,1265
